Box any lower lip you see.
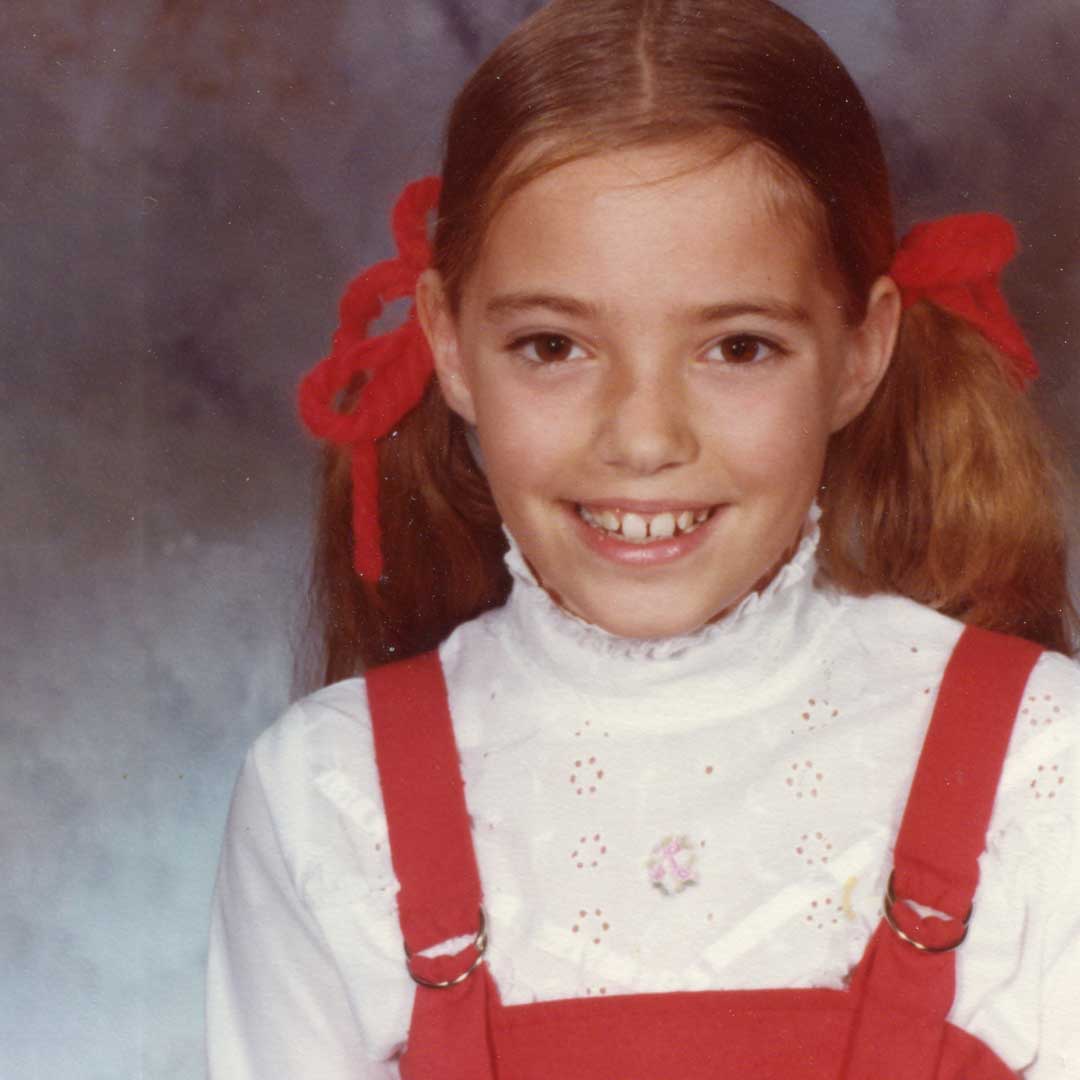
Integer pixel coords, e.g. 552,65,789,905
568,504,725,566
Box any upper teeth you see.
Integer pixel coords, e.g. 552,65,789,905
578,505,713,542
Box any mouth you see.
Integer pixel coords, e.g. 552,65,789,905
575,503,719,544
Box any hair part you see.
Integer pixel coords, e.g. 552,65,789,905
434,0,892,318
308,0,1075,685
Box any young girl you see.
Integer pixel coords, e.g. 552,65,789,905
207,1,1079,1076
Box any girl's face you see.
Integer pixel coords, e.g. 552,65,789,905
421,143,898,638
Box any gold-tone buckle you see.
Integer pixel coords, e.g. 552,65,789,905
882,872,971,954
405,907,487,989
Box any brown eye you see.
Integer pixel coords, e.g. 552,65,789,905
514,333,584,364
718,335,768,364
705,334,779,366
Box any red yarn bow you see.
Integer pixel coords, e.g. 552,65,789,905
298,176,441,580
890,212,1038,388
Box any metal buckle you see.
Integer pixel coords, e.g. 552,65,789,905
882,872,972,954
405,907,487,989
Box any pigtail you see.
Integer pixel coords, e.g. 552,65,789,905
309,380,508,685
820,300,1077,654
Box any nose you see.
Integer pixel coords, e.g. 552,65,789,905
593,363,699,475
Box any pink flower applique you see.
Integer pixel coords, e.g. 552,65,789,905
647,835,698,895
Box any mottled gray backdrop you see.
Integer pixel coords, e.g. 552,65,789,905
2,2,1077,1077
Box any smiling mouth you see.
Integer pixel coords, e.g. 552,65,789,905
576,504,718,544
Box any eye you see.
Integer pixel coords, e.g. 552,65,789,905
704,334,779,366
510,333,587,365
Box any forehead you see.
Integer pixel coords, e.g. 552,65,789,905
465,143,835,316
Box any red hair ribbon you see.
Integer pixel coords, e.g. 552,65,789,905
298,176,441,581
890,212,1038,388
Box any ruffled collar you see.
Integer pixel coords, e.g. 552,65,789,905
500,505,824,668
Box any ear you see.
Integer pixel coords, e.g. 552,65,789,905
415,268,477,424
829,275,902,432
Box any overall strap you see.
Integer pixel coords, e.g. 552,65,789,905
366,652,497,1080
843,624,1042,1079
366,651,484,956
892,625,1043,922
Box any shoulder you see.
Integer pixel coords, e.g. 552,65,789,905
213,676,417,1065
998,646,1080,798
806,588,968,709
1022,645,1080,708
960,642,1080,924
826,584,1078,685
242,675,397,908
858,588,1080,702
248,632,502,839
826,587,967,656
817,587,1079,727
249,676,370,817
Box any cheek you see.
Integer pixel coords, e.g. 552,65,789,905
471,375,582,496
706,380,832,485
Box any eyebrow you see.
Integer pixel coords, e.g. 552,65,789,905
485,292,599,320
483,291,813,326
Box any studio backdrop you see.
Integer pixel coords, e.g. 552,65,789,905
3,2,1077,1077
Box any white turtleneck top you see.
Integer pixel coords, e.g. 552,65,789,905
207,524,1080,1078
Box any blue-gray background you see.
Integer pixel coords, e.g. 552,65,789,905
3,2,1077,1077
